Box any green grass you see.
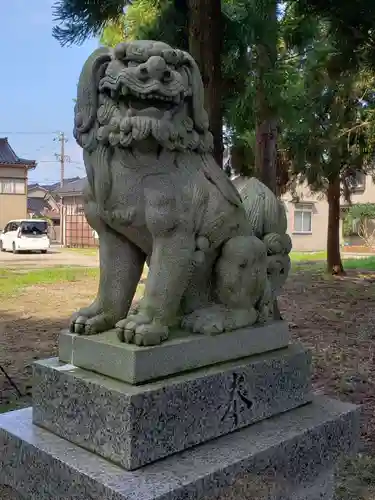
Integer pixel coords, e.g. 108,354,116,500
290,251,327,261
62,247,98,256
344,256,375,270
67,249,327,261
336,454,375,500
291,252,375,271
0,399,29,414
0,254,373,300
0,266,98,298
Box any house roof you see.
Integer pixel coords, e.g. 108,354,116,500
28,183,46,191
54,177,87,196
28,177,81,192
0,137,36,167
27,197,59,219
27,197,48,214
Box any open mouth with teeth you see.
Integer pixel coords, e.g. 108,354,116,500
127,92,178,112
109,85,183,118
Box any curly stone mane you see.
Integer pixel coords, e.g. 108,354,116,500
74,40,218,212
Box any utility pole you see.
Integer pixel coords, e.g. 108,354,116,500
54,132,69,187
54,132,70,246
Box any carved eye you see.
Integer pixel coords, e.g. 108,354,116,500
163,69,172,82
162,49,180,65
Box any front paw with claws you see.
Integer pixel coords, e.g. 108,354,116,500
70,312,118,335
182,307,225,335
116,312,169,346
182,305,258,335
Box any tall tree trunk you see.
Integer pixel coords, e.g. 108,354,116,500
256,118,278,193
188,0,223,166
254,0,278,194
254,0,280,318
327,176,345,275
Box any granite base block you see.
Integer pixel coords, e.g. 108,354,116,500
0,485,24,500
59,320,290,384
33,344,311,470
0,397,359,500
0,470,335,500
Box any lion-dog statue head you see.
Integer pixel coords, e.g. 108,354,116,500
74,40,214,155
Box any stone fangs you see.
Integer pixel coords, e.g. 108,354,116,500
115,86,183,105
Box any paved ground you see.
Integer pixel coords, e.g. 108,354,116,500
0,247,98,268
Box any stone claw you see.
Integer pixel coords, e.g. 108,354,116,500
70,315,88,334
70,312,117,336
116,313,169,346
182,306,258,335
182,308,225,335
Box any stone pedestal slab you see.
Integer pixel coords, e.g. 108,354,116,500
33,344,311,470
0,485,24,500
59,321,290,384
0,397,359,500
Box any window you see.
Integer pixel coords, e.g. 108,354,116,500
1,180,13,193
348,171,366,191
0,178,25,194
6,222,20,232
20,221,48,235
294,203,312,233
14,180,25,194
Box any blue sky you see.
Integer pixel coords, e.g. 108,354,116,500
0,0,98,184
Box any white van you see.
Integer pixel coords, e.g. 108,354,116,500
0,219,50,254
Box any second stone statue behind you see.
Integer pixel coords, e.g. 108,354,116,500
70,39,292,346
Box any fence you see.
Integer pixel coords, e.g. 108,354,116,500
62,202,98,248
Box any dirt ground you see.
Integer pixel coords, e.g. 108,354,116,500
282,269,375,451
1,266,375,497
0,247,98,268
0,277,97,408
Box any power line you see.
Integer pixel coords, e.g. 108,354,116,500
28,180,61,183
0,131,63,136
28,178,85,183
38,160,84,166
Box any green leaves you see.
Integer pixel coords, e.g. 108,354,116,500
344,204,375,246
100,0,189,48
281,23,375,197
53,0,375,188
347,204,375,221
52,0,129,45
293,0,375,70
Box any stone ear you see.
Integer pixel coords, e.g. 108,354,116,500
74,47,112,149
113,42,128,61
182,52,209,133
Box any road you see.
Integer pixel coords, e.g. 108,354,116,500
0,247,98,268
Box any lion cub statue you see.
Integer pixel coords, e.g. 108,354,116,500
71,40,292,346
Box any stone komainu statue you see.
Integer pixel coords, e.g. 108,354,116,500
71,40,292,346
